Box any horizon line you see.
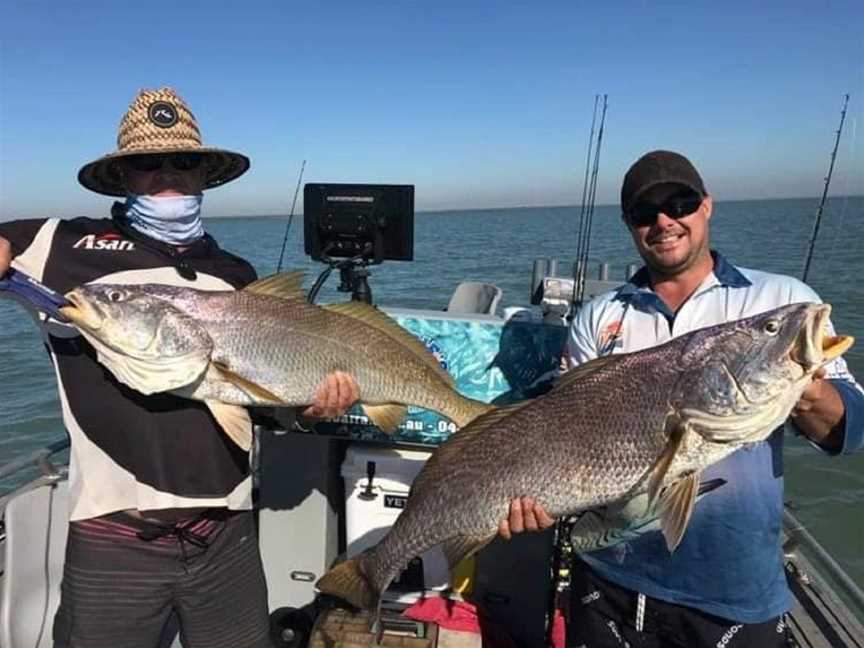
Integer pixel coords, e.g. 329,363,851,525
202,193,864,219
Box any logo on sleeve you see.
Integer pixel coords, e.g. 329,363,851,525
598,320,624,352
73,234,136,251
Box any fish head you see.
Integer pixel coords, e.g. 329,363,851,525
61,284,210,358
674,302,853,444
59,284,213,394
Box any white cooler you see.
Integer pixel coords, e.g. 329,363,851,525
341,445,449,592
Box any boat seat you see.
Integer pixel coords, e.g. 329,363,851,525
446,282,503,316
1,480,69,648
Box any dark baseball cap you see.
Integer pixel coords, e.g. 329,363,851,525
620,150,706,214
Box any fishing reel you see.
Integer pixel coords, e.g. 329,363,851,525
530,259,579,323
530,258,637,323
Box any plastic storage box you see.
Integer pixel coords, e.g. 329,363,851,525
341,444,448,592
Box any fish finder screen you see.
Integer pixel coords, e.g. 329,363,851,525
303,183,414,263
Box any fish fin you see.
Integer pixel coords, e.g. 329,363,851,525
316,557,378,610
571,479,727,554
548,354,622,392
568,507,637,553
646,414,690,507
324,302,454,386
361,403,407,434
698,478,727,497
212,362,284,404
243,271,306,300
657,472,700,552
206,401,253,451
441,534,495,571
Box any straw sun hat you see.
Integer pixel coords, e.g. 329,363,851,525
77,87,250,197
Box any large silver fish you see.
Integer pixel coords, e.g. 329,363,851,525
316,303,853,616
59,272,493,450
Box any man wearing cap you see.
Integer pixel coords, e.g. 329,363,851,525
0,88,359,647
501,151,864,646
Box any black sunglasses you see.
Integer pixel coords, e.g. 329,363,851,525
124,152,207,173
626,193,704,227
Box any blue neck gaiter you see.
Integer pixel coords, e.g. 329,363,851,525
123,194,204,246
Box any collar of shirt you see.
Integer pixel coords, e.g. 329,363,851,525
614,251,751,319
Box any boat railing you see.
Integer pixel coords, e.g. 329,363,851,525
0,437,69,512
783,508,864,620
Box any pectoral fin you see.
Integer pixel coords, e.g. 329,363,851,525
657,472,700,552
212,362,284,405
361,403,407,434
647,414,691,506
206,401,253,451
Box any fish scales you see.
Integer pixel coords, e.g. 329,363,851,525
181,291,454,410
358,345,680,592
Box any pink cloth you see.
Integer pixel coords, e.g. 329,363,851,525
404,597,480,632
403,597,566,648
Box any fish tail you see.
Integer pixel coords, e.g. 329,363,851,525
316,556,379,610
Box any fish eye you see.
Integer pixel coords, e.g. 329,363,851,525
107,290,124,303
763,319,780,335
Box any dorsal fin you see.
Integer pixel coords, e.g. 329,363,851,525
324,301,453,386
244,271,306,300
548,354,622,392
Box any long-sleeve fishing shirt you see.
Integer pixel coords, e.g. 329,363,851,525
0,215,258,520
566,251,864,623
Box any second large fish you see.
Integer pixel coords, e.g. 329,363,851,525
316,303,853,616
59,272,493,449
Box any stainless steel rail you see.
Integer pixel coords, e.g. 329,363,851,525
0,437,69,481
784,508,864,617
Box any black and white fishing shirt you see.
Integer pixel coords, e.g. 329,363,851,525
0,215,257,520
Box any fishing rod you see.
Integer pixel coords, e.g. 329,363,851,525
568,94,608,317
577,94,608,307
569,95,600,316
571,94,600,288
276,159,307,273
801,94,850,283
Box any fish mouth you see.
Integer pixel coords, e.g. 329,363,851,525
59,291,103,331
792,304,854,370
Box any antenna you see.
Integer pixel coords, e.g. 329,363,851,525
801,94,850,283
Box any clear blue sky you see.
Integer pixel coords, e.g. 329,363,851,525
1,0,862,219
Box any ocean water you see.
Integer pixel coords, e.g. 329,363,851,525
1,197,862,584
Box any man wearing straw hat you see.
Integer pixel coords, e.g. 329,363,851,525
0,87,358,647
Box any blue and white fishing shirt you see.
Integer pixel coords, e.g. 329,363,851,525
566,251,864,623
